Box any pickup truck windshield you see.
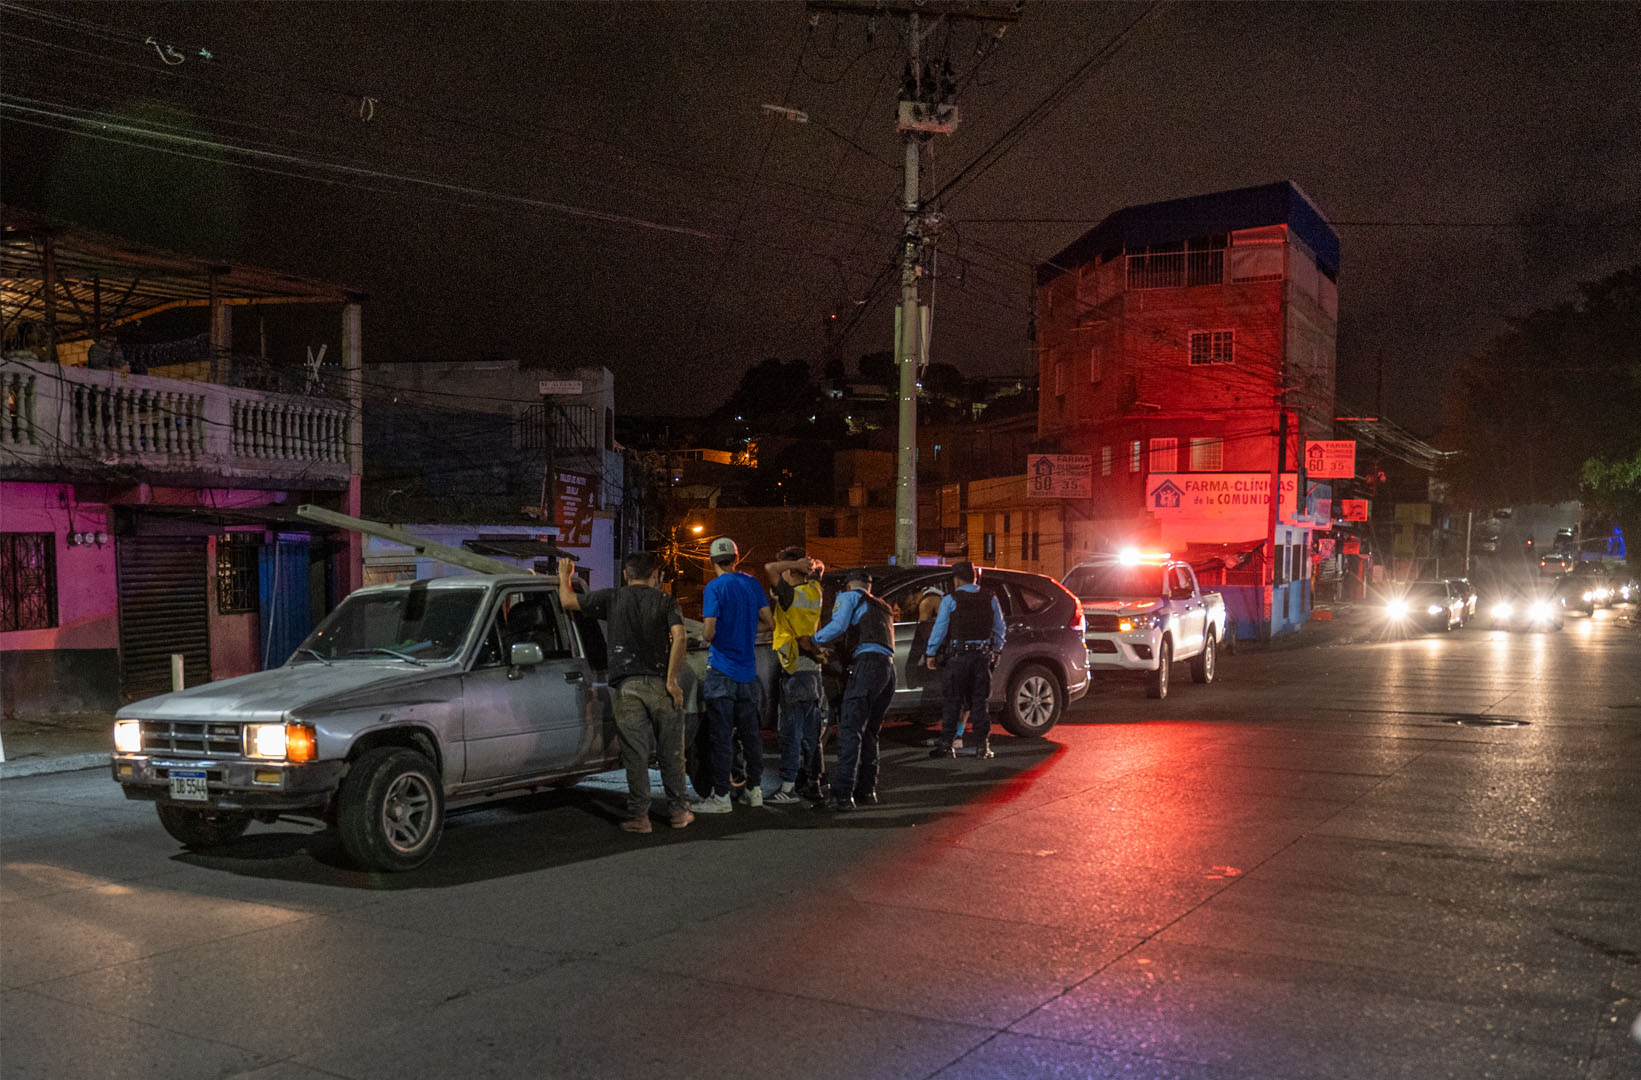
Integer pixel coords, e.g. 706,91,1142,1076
294,586,486,664
1063,565,1169,600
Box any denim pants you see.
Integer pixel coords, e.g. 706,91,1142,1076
941,649,993,742
705,667,763,798
833,652,895,799
612,675,689,819
777,669,823,784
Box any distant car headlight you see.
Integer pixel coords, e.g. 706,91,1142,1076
244,722,318,761
1529,601,1553,619
113,720,141,754
1582,590,1594,602
1385,600,1409,619
1491,602,1514,620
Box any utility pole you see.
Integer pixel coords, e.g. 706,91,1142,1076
806,1,1019,565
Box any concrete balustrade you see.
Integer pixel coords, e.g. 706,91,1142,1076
1,357,350,486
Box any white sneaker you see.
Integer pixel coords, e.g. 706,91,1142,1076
694,793,732,814
739,786,764,808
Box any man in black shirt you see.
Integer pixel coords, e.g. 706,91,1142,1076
559,551,692,833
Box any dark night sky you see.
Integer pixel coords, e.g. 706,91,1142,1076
3,1,1639,433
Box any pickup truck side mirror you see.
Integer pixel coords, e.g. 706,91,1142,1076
509,642,545,669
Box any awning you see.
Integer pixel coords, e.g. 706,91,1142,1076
116,504,343,535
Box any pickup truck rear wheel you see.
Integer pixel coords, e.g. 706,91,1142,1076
1145,638,1172,699
1001,662,1063,737
155,804,252,850
338,747,445,872
1190,632,1217,684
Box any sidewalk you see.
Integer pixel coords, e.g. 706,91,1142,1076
0,710,114,780
1236,600,1377,652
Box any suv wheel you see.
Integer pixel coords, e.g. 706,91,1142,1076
1190,633,1216,684
1001,663,1063,737
338,746,445,872
155,804,252,850
1145,638,1172,699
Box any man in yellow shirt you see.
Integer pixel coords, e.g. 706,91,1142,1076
764,547,824,803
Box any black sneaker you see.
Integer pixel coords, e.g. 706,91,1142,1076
927,741,956,759
821,795,856,812
853,790,879,806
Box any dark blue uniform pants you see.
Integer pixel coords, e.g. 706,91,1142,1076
941,648,992,743
834,652,895,799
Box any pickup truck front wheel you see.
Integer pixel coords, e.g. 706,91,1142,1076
155,804,251,850
1145,638,1172,699
1190,633,1217,684
338,747,445,872
1001,663,1063,737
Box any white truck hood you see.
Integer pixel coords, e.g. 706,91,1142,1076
115,661,449,724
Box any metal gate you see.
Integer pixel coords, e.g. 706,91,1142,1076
116,536,211,702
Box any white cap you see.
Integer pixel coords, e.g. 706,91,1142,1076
709,536,739,561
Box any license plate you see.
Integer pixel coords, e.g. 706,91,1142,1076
168,769,209,801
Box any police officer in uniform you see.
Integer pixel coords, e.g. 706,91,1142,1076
924,561,1007,760
811,569,896,810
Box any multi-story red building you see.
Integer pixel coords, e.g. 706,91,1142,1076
1034,181,1340,637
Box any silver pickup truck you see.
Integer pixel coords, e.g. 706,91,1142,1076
111,575,621,871
1063,554,1229,700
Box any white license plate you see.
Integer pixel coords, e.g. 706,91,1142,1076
168,770,209,801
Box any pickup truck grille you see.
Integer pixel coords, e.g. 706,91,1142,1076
139,720,241,758
1085,614,1122,632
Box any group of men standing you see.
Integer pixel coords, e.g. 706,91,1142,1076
558,538,1005,833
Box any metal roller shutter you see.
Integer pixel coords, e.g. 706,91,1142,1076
117,536,212,703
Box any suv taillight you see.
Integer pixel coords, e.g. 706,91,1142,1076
1069,606,1085,632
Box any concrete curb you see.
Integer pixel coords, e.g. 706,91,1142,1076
0,753,110,781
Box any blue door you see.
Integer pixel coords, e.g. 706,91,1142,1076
259,539,311,668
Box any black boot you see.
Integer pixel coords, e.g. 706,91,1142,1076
928,740,956,758
972,737,994,760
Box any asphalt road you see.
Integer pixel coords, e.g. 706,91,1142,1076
4,608,1639,1080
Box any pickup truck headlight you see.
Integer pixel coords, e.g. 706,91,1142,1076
1118,613,1163,632
244,722,318,762
113,720,141,754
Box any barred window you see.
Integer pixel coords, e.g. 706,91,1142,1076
1100,445,1113,476
1149,437,1178,473
1089,346,1103,383
1190,437,1224,471
216,533,261,615
1129,440,1143,473
1189,330,1234,365
0,533,57,631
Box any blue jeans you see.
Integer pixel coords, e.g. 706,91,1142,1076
705,667,762,798
941,648,993,742
834,652,895,799
777,670,823,784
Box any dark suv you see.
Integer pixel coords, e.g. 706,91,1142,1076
818,565,1089,737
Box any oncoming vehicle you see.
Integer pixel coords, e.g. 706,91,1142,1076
1063,552,1230,700
1383,581,1464,632
817,565,1089,738
111,576,620,872
1444,578,1479,625
1487,588,1565,632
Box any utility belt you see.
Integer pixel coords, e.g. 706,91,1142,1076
950,641,993,654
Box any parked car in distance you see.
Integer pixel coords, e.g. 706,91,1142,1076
111,576,621,872
1062,552,1230,700
817,565,1090,738
1444,578,1479,624
1488,587,1565,631
1383,580,1465,632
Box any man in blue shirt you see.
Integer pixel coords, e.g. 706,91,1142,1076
812,569,896,811
697,536,772,813
924,561,1007,761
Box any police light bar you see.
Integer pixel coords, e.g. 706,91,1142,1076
1117,547,1171,565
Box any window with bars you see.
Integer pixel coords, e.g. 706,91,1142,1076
216,533,261,615
1100,445,1112,476
1149,437,1178,473
1129,440,1143,473
1053,358,1066,397
1190,437,1224,471
1189,330,1234,365
1089,346,1103,383
0,533,56,631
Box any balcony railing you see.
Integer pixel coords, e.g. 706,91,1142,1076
1,357,351,487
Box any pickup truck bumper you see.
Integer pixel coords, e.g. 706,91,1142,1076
1084,630,1163,673
112,754,344,812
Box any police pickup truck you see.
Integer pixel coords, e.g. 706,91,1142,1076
1062,553,1228,700
111,575,620,872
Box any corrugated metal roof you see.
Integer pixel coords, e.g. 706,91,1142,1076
1036,181,1340,286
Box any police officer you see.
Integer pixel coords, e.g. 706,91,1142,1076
811,569,895,811
924,561,1007,760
